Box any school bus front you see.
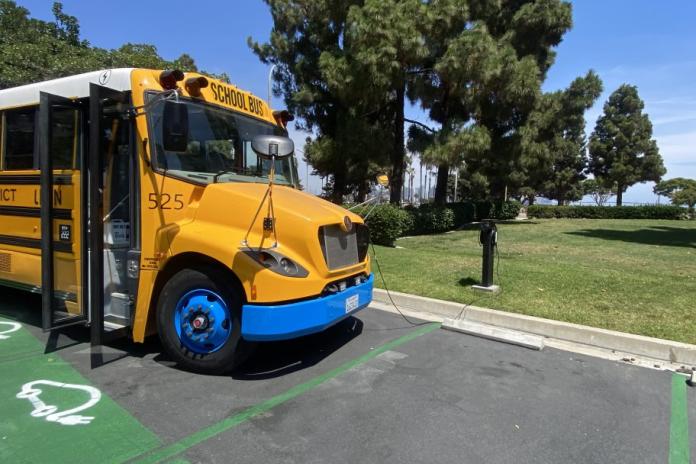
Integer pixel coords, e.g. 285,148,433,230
0,68,373,374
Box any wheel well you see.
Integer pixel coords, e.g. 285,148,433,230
146,252,246,335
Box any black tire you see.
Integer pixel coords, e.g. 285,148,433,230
156,267,249,374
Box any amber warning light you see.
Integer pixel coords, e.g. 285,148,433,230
185,76,209,97
273,110,294,128
159,69,184,90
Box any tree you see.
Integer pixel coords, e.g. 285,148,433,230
589,84,666,206
407,0,472,204
342,0,428,204
249,0,388,203
0,1,216,90
654,178,696,217
582,178,615,206
402,0,573,204
0,1,102,88
461,0,573,200
251,0,426,204
521,70,603,204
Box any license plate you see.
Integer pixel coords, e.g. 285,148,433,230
345,294,359,313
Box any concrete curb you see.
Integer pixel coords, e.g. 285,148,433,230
442,319,545,351
373,288,696,365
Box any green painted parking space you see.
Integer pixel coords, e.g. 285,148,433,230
670,373,691,464
0,315,160,464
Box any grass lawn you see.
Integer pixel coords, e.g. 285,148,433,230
370,219,696,344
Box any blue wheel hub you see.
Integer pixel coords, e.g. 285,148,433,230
174,289,232,354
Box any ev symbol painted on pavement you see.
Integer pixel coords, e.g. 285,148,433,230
16,380,102,426
0,321,21,340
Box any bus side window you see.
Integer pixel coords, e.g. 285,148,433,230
3,107,36,170
51,107,78,169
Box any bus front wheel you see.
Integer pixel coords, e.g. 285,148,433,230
156,267,248,374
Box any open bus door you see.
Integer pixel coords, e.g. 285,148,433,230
40,85,134,359
39,92,87,330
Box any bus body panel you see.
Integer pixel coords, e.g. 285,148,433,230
0,167,84,317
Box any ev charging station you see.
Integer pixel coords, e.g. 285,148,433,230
472,221,500,293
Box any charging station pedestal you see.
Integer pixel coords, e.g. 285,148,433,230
472,221,500,293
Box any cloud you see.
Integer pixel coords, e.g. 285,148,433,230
655,131,696,160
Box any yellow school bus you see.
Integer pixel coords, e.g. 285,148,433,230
0,68,373,373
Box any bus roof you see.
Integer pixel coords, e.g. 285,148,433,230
0,68,134,109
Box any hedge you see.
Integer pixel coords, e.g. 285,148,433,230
527,205,687,220
351,200,522,246
408,204,455,235
449,200,522,225
351,204,412,246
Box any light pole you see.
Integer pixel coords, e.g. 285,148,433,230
267,64,277,107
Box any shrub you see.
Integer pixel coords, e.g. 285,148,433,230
351,204,412,246
448,202,477,227
474,200,495,221
410,204,455,235
448,200,522,223
493,200,522,220
527,205,687,220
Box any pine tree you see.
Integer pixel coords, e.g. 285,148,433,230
409,0,573,203
589,85,666,205
251,0,426,204
522,70,602,204
249,0,394,203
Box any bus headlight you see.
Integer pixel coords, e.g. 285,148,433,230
242,248,308,278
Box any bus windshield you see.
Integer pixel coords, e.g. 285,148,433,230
148,96,299,187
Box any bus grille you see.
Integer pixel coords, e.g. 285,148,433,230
319,225,360,270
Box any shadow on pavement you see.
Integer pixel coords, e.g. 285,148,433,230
566,225,696,248
230,316,364,381
0,287,88,352
1,285,366,379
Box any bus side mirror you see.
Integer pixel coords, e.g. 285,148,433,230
162,100,189,152
251,135,294,159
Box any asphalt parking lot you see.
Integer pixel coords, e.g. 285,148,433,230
0,288,692,464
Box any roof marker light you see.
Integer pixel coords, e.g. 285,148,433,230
159,69,184,90
272,110,295,128
185,76,209,97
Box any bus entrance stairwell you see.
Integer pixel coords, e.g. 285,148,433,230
88,83,134,354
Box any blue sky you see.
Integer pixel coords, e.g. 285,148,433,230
17,1,696,201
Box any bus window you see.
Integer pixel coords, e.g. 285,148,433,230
147,97,297,187
3,107,36,170
243,140,260,175
50,107,78,169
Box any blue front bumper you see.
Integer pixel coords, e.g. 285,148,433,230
241,274,374,341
